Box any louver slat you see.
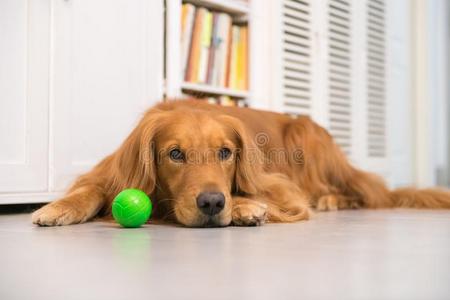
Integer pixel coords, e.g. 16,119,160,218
281,0,312,115
328,0,352,155
367,0,386,157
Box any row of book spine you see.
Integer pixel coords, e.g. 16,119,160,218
181,3,248,91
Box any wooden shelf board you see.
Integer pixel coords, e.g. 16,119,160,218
183,0,249,15
181,82,249,98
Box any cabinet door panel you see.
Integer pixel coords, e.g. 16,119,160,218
52,0,163,191
0,0,49,193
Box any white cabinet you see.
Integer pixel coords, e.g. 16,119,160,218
0,0,50,193
51,0,163,191
0,0,164,203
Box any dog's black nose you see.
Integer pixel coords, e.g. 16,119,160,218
196,192,225,216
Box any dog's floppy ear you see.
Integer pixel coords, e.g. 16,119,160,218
219,115,265,195
112,109,167,195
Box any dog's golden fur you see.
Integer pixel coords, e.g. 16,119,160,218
32,100,450,227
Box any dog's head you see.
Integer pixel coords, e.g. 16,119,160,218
112,107,264,227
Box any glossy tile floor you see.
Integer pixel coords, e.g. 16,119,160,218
1,210,450,300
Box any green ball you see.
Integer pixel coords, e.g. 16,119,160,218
112,189,152,228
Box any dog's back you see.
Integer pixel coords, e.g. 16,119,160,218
159,99,450,210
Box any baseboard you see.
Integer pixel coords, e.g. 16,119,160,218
0,192,62,205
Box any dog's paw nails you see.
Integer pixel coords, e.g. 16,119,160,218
232,202,267,226
32,204,85,226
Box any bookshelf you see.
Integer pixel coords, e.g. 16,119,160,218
184,0,249,15
165,0,251,105
181,82,249,98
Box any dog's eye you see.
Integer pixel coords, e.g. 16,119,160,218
218,147,232,160
169,149,185,162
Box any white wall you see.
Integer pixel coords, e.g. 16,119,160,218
428,0,449,186
410,0,449,188
380,0,449,188
448,3,450,187
248,0,278,111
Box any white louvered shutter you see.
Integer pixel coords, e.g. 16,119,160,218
327,0,352,156
366,0,386,158
276,0,388,173
280,0,312,116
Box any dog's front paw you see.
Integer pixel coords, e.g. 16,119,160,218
32,202,87,226
232,202,267,226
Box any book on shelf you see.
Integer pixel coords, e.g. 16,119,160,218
209,13,232,87
205,13,219,84
198,11,213,83
238,26,248,90
185,7,205,82
181,4,195,78
227,25,238,90
181,3,248,91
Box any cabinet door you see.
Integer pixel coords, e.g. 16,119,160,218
0,0,49,193
52,0,163,191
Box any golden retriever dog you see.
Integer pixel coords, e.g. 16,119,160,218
32,99,450,227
